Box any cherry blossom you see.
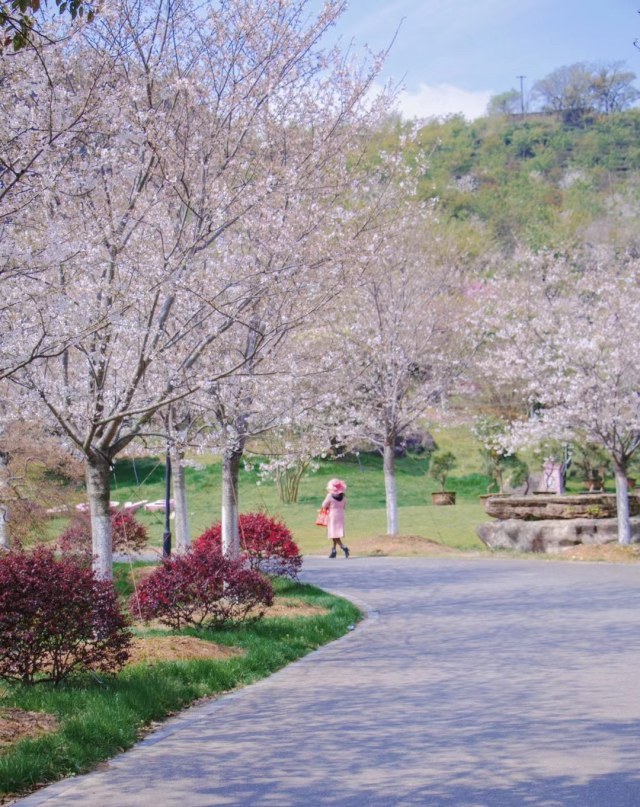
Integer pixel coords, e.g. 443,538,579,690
1,0,393,575
482,247,640,544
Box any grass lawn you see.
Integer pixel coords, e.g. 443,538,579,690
108,427,491,555
0,570,361,802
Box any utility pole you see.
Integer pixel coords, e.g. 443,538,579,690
517,75,526,117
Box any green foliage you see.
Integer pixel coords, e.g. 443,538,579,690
428,451,457,492
404,108,640,251
1,0,94,51
473,417,530,493
568,442,612,489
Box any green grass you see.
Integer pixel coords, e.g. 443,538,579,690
0,573,361,800
106,427,491,554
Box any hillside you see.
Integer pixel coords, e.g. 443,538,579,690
403,109,640,252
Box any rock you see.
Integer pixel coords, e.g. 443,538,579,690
476,517,640,553
144,499,174,512
482,493,640,521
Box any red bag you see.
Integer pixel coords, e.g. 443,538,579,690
315,507,329,527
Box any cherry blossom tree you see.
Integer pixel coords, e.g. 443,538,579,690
482,248,640,545
2,0,392,576
0,26,120,379
208,324,337,557
142,307,336,559
325,205,476,536
158,310,340,558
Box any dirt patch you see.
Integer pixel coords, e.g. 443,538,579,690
128,596,326,665
555,543,640,562
263,598,329,619
353,535,465,557
127,636,244,666
129,568,329,617
0,708,59,751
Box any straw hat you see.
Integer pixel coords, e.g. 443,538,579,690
326,478,347,494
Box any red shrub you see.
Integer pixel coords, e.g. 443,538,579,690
58,507,149,557
194,512,302,579
0,547,131,685
129,549,274,631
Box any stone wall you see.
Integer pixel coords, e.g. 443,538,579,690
477,516,640,553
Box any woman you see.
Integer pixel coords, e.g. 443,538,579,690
322,478,350,558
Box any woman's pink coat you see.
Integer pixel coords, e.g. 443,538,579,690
322,494,346,539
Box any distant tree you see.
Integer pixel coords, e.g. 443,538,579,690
532,62,639,124
327,197,475,536
481,248,640,545
486,89,522,117
589,62,639,114
532,63,594,125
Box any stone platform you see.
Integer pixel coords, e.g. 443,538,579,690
477,494,640,552
482,493,640,521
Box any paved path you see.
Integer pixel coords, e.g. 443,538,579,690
15,557,640,806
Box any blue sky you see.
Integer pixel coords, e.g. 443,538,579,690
327,0,640,119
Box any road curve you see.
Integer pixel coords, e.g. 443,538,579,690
14,557,640,807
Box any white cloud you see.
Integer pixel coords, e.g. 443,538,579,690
394,83,493,121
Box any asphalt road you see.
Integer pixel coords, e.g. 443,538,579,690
14,557,640,807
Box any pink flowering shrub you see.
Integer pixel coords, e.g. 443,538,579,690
0,547,131,685
58,507,149,557
129,548,274,631
193,513,302,579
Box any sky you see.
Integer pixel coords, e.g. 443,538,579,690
324,0,640,120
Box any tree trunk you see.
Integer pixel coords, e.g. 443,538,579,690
614,461,632,545
86,451,113,579
276,461,307,504
0,506,8,550
383,440,399,536
0,452,9,549
171,446,191,554
221,448,242,558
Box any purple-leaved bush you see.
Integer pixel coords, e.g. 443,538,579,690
130,547,273,631
0,546,131,684
57,507,149,559
194,512,302,579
